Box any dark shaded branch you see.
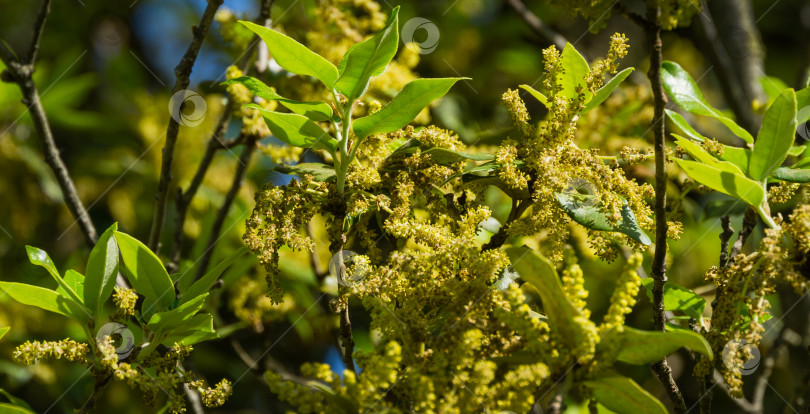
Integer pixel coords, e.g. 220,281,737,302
690,6,759,134
729,207,757,262
707,0,766,110
719,215,734,267
148,0,224,252
167,105,235,273
195,136,258,279
644,1,686,411
482,199,531,251
25,0,51,65
330,234,357,374
505,0,568,51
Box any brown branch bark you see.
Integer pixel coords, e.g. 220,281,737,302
148,0,224,252
482,199,530,251
645,1,686,411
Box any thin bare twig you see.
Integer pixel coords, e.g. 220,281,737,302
644,0,686,411
148,0,224,252
505,0,568,51
0,0,98,248
195,136,258,279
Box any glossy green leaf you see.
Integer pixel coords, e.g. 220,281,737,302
114,231,175,311
771,167,810,183
181,247,248,304
674,135,745,176
583,373,668,414
0,403,35,414
558,43,591,101
581,67,634,113
353,78,467,139
84,223,119,314
56,269,85,301
149,294,208,333
25,245,84,306
666,109,707,142
246,104,337,152
602,326,712,365
639,278,705,320
222,76,333,121
239,21,339,88
274,163,336,182
519,84,548,107
159,314,217,346
506,246,595,352
0,327,9,340
662,61,754,143
336,7,399,101
718,146,751,172
674,158,765,208
0,282,89,321
555,193,651,245
759,76,789,101
749,88,797,181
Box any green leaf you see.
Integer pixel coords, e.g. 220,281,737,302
336,7,399,101
581,67,634,113
505,246,595,352
666,109,707,142
386,138,495,165
222,76,333,122
759,76,790,101
56,269,85,301
519,84,548,107
0,327,9,340
639,278,705,320
0,403,36,414
718,146,751,172
149,294,208,334
583,373,668,414
555,193,651,245
0,388,32,410
674,135,745,176
159,314,217,346
274,162,336,182
0,282,89,321
602,326,712,365
238,21,339,88
771,167,810,183
558,43,591,101
353,78,467,139
749,88,797,181
84,223,119,314
114,231,175,311
24,245,83,305
181,247,248,304
246,104,337,152
673,158,765,208
661,61,754,143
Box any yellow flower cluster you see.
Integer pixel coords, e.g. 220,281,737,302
598,253,642,334
698,205,810,395
113,287,138,317
13,339,89,366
